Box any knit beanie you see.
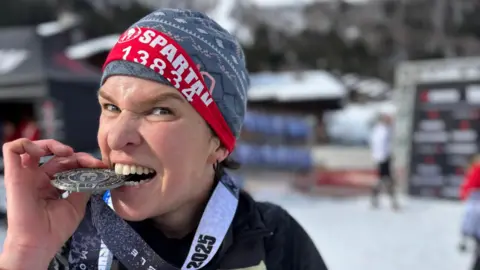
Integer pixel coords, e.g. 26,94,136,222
101,8,250,152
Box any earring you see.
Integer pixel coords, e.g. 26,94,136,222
213,160,222,179
213,160,220,172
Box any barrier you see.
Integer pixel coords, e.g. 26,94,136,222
234,111,316,177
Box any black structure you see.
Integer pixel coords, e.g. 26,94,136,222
0,26,101,152
408,81,480,200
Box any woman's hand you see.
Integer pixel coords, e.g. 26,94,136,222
0,139,106,269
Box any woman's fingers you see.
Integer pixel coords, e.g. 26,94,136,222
75,152,108,169
34,140,73,157
41,156,80,179
31,152,107,200
3,139,73,175
3,139,47,170
2,139,74,203
41,152,107,179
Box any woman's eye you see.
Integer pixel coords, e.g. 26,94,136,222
151,107,172,116
102,104,120,112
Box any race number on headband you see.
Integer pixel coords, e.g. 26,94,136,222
103,27,235,152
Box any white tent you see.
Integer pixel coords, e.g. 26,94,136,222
248,70,347,102
65,34,120,60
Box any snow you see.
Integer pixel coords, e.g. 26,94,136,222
252,185,471,270
207,0,254,45
36,13,81,37
65,34,121,60
248,70,347,101
65,1,254,60
340,73,392,98
312,145,374,169
248,0,372,8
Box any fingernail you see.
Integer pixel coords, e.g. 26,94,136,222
62,145,73,152
58,157,71,164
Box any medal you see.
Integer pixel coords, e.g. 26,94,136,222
52,168,128,192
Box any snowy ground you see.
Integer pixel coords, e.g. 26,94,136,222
253,188,472,270
0,180,473,270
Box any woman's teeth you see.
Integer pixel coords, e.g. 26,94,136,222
113,164,156,187
114,164,155,175
124,180,151,186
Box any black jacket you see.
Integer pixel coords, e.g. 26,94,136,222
49,190,328,270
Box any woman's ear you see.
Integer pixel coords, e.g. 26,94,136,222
207,137,229,164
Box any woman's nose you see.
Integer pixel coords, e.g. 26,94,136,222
106,113,142,150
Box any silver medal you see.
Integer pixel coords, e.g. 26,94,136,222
51,168,128,192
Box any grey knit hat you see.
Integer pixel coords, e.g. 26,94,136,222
101,8,249,143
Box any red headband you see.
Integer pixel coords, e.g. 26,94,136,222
103,27,236,152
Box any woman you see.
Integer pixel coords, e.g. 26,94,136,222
0,9,327,270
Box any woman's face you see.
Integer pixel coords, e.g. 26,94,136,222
97,76,223,221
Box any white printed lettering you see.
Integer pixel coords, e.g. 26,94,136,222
141,257,146,265
172,55,188,76
118,31,216,106
182,87,196,102
201,92,213,106
427,89,460,103
170,70,182,88
150,58,166,75
467,85,480,103
131,249,139,257
80,264,87,270
150,36,167,49
122,46,132,60
139,30,156,44
161,44,177,62
148,267,157,270
134,50,149,65
451,130,477,141
80,251,88,260
190,80,205,95
184,67,198,84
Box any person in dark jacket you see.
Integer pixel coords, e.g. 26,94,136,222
0,9,328,270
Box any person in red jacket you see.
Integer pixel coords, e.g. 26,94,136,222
460,154,480,201
460,154,480,270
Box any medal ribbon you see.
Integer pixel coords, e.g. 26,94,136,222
68,174,240,270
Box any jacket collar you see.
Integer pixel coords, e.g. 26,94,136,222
217,190,271,257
